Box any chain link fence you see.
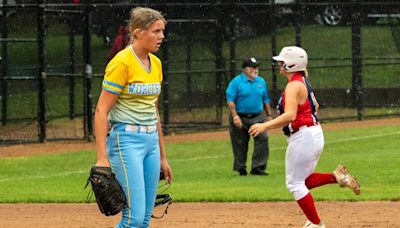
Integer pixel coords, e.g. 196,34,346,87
1,0,399,144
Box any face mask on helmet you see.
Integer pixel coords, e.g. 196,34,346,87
272,46,308,73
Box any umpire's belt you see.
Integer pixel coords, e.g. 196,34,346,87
237,112,260,118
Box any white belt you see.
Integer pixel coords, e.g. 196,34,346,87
125,124,157,133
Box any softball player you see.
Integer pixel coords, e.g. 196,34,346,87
94,7,173,228
249,46,360,228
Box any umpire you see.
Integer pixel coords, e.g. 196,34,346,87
226,57,272,176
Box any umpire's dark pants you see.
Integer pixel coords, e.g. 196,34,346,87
229,113,269,172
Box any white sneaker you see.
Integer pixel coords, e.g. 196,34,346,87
333,165,361,195
303,220,326,228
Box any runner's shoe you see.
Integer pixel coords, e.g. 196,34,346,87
303,220,326,228
333,165,361,195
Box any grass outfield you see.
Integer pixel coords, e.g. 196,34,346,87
0,125,399,203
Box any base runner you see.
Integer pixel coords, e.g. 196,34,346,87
249,46,361,228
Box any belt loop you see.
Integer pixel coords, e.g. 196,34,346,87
108,121,114,133
109,124,115,133
138,125,145,133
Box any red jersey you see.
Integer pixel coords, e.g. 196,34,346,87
277,73,318,135
107,26,130,62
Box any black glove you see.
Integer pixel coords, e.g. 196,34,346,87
85,166,128,216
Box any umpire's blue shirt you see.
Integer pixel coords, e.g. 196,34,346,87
226,73,270,114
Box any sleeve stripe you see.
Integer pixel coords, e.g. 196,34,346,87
102,86,121,95
103,80,124,89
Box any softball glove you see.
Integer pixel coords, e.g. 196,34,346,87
85,166,128,216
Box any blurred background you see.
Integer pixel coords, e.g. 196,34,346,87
0,0,399,144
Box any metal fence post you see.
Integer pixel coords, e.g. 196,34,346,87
82,0,93,140
294,0,302,47
215,3,224,125
37,0,47,142
68,16,76,120
186,35,192,111
229,10,236,80
351,0,364,120
270,0,278,106
161,4,170,135
162,34,169,135
1,0,8,126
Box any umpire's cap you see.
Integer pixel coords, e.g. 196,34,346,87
242,57,260,68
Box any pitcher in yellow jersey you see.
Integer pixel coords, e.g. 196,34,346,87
94,7,173,228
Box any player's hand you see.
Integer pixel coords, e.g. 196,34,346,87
161,159,173,184
233,116,243,129
248,123,267,137
96,159,111,167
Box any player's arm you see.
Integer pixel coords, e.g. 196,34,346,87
95,90,118,167
156,100,173,183
249,81,301,137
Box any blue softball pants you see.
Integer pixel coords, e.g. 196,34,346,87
106,123,160,228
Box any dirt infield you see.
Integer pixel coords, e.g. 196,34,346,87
1,118,400,227
1,201,400,227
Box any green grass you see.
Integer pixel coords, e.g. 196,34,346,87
0,124,399,203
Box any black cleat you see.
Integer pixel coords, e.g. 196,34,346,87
238,168,247,176
250,168,268,176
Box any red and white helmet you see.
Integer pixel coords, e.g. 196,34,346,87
272,46,308,72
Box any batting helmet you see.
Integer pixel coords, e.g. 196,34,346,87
272,46,308,73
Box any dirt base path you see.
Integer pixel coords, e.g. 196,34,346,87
1,201,399,228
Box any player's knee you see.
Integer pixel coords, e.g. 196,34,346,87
286,179,302,194
286,181,298,194
286,179,309,200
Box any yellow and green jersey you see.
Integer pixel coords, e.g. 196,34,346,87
102,45,162,125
